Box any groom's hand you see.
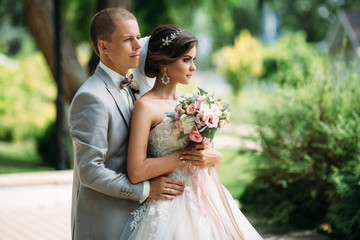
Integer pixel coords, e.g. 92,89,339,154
148,176,185,200
180,144,222,169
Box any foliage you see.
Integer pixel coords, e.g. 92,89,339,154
266,0,360,42
260,31,325,87
0,50,56,141
214,30,263,95
240,60,360,236
327,156,360,240
0,0,27,56
323,63,360,239
215,31,325,94
62,0,98,45
0,140,54,174
36,121,73,169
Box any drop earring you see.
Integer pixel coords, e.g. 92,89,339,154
161,67,170,84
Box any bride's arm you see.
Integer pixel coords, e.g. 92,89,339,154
127,99,183,184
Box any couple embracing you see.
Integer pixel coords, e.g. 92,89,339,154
69,7,263,240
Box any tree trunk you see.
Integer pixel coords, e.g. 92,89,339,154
23,0,86,103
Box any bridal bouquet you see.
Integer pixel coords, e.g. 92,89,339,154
166,88,230,143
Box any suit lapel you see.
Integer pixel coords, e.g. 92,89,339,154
107,87,131,128
95,66,131,128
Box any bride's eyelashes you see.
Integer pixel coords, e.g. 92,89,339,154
183,57,196,63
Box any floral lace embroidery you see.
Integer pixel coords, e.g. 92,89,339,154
129,202,148,231
128,118,213,237
129,118,190,235
148,199,172,239
147,117,190,158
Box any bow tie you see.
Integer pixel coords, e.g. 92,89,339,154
120,74,133,89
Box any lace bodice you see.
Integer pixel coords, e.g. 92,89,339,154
147,117,198,182
147,117,190,158
123,120,263,240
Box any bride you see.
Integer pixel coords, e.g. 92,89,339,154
120,25,263,240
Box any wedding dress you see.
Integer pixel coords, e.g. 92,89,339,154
120,117,263,240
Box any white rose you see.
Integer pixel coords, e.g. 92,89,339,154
181,116,196,134
199,101,210,116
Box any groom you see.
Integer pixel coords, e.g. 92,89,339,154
69,8,222,240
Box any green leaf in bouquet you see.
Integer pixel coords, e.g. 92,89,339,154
198,87,208,96
210,88,215,98
222,104,231,111
201,127,211,138
221,100,231,111
179,100,187,106
199,126,208,133
178,132,188,140
208,128,217,141
206,95,212,104
191,92,198,103
166,112,175,118
174,103,181,111
180,114,188,120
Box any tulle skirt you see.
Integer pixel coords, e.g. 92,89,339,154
120,166,263,240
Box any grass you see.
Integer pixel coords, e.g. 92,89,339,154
217,148,256,199
226,83,273,125
0,140,54,174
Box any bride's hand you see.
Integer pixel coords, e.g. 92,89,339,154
185,141,197,151
180,143,222,169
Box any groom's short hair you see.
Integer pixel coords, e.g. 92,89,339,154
90,8,136,56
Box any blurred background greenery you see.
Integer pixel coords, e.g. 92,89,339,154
1,0,360,239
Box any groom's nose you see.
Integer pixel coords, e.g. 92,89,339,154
133,38,141,50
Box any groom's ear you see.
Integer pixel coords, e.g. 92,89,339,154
98,40,108,54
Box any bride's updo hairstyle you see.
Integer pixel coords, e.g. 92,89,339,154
145,25,198,78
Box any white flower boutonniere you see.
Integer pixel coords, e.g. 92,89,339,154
129,81,140,100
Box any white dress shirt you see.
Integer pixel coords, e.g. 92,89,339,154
99,61,149,203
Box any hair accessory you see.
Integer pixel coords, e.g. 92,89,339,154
161,67,170,84
160,30,184,48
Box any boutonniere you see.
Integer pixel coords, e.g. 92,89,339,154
129,81,140,100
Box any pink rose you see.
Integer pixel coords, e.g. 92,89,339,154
195,112,206,126
174,120,184,131
186,103,195,115
204,114,219,128
174,111,182,121
211,104,222,116
195,101,202,110
189,129,203,143
214,101,223,110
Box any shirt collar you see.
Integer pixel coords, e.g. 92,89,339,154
98,61,125,88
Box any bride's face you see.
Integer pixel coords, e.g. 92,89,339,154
166,46,197,85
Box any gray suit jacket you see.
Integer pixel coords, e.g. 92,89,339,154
69,66,145,240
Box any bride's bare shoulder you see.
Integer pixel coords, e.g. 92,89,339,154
133,94,159,113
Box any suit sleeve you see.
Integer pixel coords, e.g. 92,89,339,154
69,91,145,201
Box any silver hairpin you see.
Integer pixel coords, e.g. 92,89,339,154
160,30,184,48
